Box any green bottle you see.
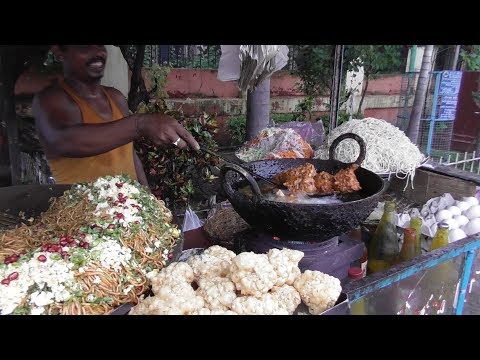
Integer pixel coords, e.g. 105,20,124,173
409,216,423,256
368,201,399,273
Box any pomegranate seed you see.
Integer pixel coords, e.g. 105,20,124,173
101,215,109,220
134,221,140,224
107,224,115,230
168,253,174,259
4,255,19,264
51,245,61,253
61,251,69,258
115,213,124,220
41,244,50,251
119,198,127,204
60,236,68,242
8,272,19,281
59,240,68,247
90,224,97,229
115,182,123,189
113,201,119,206
37,255,47,262
1,279,10,286
78,241,85,247
118,193,124,198
81,242,89,249
77,233,85,240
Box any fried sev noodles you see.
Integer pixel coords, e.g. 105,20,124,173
0,175,181,315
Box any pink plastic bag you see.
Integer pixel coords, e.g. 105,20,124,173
181,207,210,250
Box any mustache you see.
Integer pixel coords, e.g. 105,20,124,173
86,56,106,66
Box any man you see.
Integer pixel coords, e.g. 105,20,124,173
32,45,199,187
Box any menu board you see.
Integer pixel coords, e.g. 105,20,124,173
438,71,463,120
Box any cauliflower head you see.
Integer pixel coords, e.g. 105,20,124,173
151,261,194,294
270,285,301,315
203,245,236,263
190,308,238,315
267,248,304,286
293,270,342,315
186,253,231,280
196,276,237,311
231,293,288,315
129,293,204,315
229,252,278,298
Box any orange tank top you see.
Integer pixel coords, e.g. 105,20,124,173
47,79,138,184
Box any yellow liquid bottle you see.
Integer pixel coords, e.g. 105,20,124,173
430,222,449,251
368,201,399,273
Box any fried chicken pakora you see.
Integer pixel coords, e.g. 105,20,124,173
273,163,361,195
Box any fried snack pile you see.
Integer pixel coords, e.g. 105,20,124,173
129,245,342,315
273,163,362,195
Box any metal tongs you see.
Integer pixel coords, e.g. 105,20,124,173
199,146,287,190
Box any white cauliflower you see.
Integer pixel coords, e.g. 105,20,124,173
229,252,278,298
204,245,236,263
231,293,288,315
267,248,304,286
151,262,194,294
129,296,200,315
270,285,301,315
187,253,231,280
196,277,237,311
190,308,238,315
293,270,342,315
150,281,204,314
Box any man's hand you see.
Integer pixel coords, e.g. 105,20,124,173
138,114,200,150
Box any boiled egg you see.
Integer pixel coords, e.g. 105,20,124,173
453,215,469,227
464,205,480,220
446,205,461,216
435,209,452,222
449,228,467,243
463,218,480,236
462,196,479,207
455,201,471,212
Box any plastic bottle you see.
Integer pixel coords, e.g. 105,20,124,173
347,267,367,315
398,228,418,262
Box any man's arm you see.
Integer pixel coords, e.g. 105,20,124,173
33,87,199,159
133,149,149,187
105,88,150,188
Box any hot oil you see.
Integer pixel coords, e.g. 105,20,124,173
238,184,344,205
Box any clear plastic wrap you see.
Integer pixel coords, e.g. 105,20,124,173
235,127,314,162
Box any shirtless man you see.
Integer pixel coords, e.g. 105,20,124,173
32,45,199,186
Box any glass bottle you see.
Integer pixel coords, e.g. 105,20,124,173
409,216,423,256
430,222,449,251
398,228,417,262
368,201,399,273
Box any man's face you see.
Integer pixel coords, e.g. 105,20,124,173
54,45,108,82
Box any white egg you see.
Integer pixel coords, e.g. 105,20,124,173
462,196,479,207
464,205,480,220
446,206,461,216
449,228,467,243
453,215,469,227
455,201,471,212
435,209,452,222
463,218,480,236
443,218,459,230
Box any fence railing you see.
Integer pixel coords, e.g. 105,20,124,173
438,151,480,174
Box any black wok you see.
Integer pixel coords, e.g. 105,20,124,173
220,133,385,242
